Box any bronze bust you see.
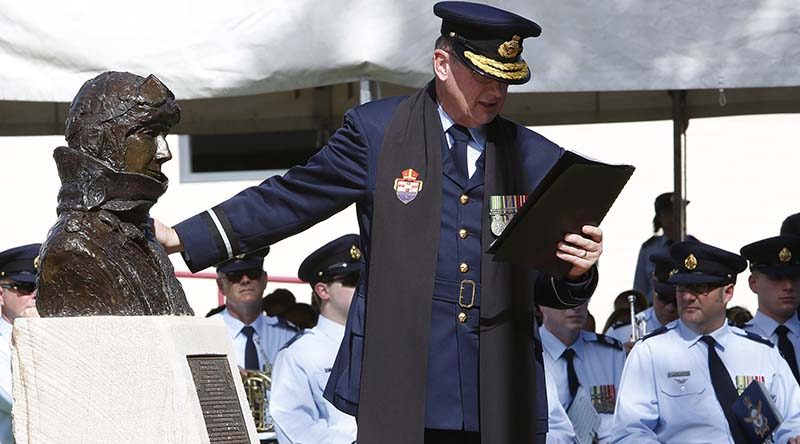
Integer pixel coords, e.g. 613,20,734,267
37,71,194,316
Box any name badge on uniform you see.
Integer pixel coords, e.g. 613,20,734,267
736,375,765,396
394,168,424,204
667,370,691,385
489,195,526,236
590,384,616,414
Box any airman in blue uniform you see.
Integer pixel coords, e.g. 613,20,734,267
741,235,800,386
156,3,605,443
612,240,800,444
608,252,678,347
0,243,41,444
632,192,695,303
212,247,297,372
540,303,625,443
271,234,360,444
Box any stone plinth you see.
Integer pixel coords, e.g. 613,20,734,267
11,316,258,444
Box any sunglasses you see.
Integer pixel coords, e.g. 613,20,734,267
325,273,360,288
0,282,36,295
224,269,264,283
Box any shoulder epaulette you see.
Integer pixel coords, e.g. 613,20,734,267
733,328,774,347
593,333,623,350
611,319,632,329
641,325,670,342
641,236,660,247
728,319,751,329
279,331,306,351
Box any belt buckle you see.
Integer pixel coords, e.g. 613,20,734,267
458,279,476,309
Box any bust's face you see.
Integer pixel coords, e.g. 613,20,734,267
123,124,172,179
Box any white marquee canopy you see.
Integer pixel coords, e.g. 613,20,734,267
1,0,800,134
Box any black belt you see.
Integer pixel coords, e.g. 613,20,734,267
432,278,481,308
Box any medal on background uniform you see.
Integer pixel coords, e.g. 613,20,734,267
590,384,616,414
736,375,765,396
393,168,424,204
489,195,526,236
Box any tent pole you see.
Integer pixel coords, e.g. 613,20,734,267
669,90,688,241
359,79,372,104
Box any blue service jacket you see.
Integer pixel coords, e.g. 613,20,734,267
175,94,596,432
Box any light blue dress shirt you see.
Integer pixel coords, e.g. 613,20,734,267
545,367,577,444
744,310,800,371
437,103,487,179
0,319,12,444
611,320,800,444
541,327,626,443
271,315,357,444
214,309,297,371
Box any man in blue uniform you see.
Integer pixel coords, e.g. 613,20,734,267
272,234,360,444
540,303,625,443
611,240,800,444
632,192,695,303
741,235,800,385
213,247,297,372
0,243,41,444
608,252,678,349
156,2,603,443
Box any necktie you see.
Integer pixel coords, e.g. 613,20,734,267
447,124,471,181
241,325,259,370
776,325,800,384
562,348,579,400
700,336,746,444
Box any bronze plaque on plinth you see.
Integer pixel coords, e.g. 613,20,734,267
188,355,251,443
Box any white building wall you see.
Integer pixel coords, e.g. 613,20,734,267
1,113,798,327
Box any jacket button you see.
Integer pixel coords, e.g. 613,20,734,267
459,195,469,205
459,262,469,273
458,312,468,323
458,228,468,239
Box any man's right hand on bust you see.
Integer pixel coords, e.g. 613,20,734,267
152,218,183,254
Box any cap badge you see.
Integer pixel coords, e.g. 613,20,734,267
394,168,424,204
779,247,792,263
498,35,522,59
350,245,362,260
33,255,40,271
684,254,698,271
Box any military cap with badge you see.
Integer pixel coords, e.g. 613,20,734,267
298,234,362,286
434,1,542,84
217,246,270,276
740,235,800,279
650,251,678,301
668,240,748,286
0,244,42,295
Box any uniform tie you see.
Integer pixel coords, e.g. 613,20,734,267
447,124,471,181
700,336,747,444
776,325,800,384
562,348,579,401
241,325,259,370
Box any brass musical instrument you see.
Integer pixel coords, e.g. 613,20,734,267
627,294,647,341
241,367,274,433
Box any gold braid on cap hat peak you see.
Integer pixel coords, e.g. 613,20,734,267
463,51,529,80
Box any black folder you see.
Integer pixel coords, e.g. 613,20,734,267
487,150,635,278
